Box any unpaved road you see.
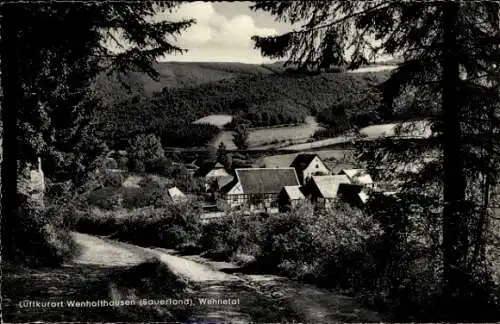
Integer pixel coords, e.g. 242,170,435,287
102,235,383,323
164,250,384,323
77,233,303,323
77,233,384,322
4,233,383,323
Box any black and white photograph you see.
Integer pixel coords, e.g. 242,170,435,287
1,1,500,323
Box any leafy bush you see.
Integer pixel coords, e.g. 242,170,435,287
102,157,118,170
199,220,233,257
147,157,173,176
102,171,126,188
74,199,203,250
257,203,321,274
87,187,122,210
5,197,78,267
122,185,169,209
199,214,266,261
117,202,202,248
117,156,129,169
129,159,146,173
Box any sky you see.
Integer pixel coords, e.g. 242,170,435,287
158,2,293,63
103,2,393,65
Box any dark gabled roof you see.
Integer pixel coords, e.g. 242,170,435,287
219,178,238,194
235,168,300,194
290,154,319,171
194,161,224,177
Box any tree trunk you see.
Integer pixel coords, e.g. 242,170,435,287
1,4,23,260
441,2,469,309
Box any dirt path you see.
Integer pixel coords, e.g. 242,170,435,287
73,232,147,266
4,233,383,322
93,237,384,323
3,233,197,322
91,236,304,323
173,251,384,323
76,235,383,322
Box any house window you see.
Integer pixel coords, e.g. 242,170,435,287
315,164,319,168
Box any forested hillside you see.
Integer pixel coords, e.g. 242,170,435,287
93,62,392,149
94,61,287,104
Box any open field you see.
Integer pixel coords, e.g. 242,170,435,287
210,119,431,152
274,120,432,151
211,116,323,150
192,114,233,128
346,65,398,73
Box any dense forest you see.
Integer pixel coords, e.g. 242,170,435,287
94,62,391,149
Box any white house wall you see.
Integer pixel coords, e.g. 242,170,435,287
302,156,330,183
227,182,243,195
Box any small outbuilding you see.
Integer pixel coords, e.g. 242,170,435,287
278,185,306,212
167,186,187,202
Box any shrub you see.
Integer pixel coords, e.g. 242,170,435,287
122,185,169,209
199,219,233,256
87,187,122,210
257,203,318,274
45,180,74,205
102,157,118,170
198,213,266,261
117,156,129,169
129,159,146,173
75,199,203,250
102,171,126,188
5,196,78,267
147,157,173,176
117,201,202,248
73,208,120,236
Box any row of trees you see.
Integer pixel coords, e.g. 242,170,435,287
251,0,500,318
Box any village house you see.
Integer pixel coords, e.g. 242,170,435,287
194,161,233,191
337,168,374,187
290,153,330,185
336,183,371,206
301,174,351,207
278,185,306,212
217,167,300,212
